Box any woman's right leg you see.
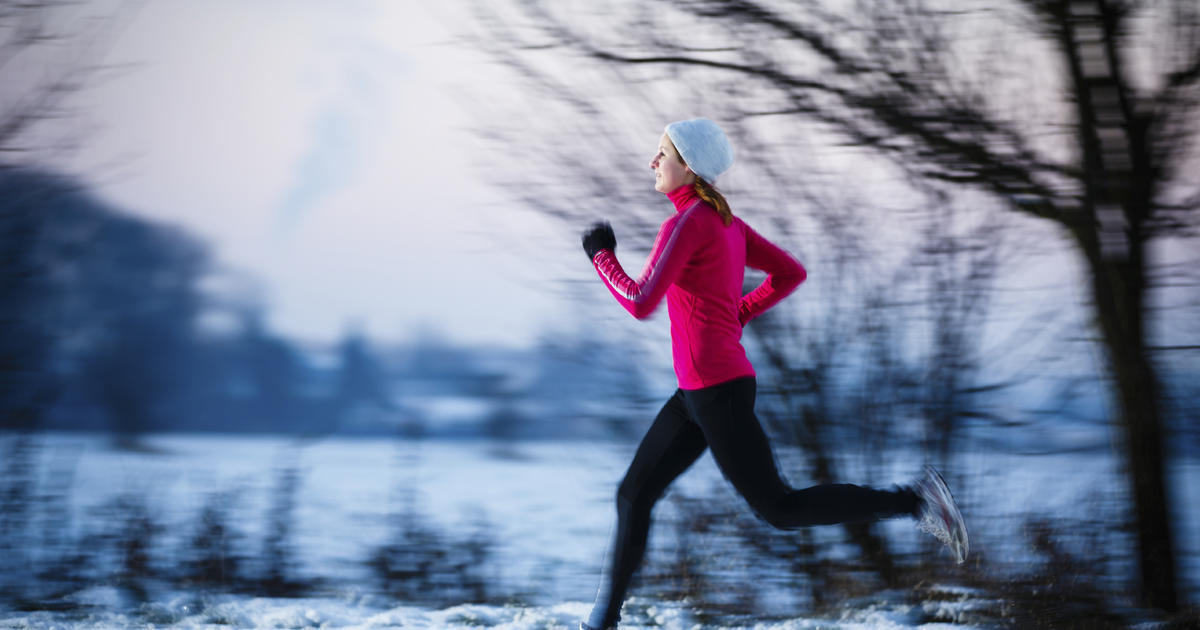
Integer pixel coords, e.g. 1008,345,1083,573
683,378,919,528
586,389,707,630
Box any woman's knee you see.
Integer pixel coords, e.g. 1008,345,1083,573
743,489,797,529
616,481,656,519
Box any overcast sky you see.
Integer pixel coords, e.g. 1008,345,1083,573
64,1,566,349
51,0,1197,370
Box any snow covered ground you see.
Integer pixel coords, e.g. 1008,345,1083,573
0,592,1007,629
0,432,1196,629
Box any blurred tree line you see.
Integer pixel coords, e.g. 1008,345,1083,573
0,0,660,441
0,167,379,439
0,166,661,441
463,0,1199,613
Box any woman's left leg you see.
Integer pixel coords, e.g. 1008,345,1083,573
586,389,709,630
682,377,919,528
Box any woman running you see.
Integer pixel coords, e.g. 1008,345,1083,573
578,118,968,630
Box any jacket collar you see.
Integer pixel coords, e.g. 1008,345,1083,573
666,184,699,213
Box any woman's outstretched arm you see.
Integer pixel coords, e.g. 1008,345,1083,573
591,205,703,319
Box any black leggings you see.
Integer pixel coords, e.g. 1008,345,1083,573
587,377,918,629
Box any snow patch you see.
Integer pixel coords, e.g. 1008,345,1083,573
0,598,1002,630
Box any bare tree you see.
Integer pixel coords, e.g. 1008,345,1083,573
1,1,140,164
463,0,1197,611
462,3,1024,592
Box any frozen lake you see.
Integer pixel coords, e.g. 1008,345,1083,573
0,432,1196,628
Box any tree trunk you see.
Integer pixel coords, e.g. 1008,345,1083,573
1083,241,1179,611
1059,0,1179,610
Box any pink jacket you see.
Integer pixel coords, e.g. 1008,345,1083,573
592,185,807,389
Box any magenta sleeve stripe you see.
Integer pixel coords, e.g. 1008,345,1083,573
593,251,636,304
599,249,637,302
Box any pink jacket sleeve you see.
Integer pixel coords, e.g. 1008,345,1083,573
592,212,699,320
738,224,807,325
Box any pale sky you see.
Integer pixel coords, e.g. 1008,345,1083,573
65,1,564,349
50,0,1196,371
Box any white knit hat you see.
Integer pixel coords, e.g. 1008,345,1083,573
664,118,734,184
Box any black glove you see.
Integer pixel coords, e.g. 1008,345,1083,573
581,221,616,261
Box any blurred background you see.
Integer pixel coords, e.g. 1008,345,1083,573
1,0,1198,627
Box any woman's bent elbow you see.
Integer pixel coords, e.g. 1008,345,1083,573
627,301,657,320
784,269,807,290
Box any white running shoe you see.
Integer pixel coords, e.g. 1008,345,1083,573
913,465,969,564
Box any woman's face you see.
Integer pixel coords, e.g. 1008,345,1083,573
650,133,695,193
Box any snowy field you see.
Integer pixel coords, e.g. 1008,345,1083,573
0,432,1196,629
1,594,1011,630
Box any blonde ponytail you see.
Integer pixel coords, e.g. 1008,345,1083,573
694,178,732,226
